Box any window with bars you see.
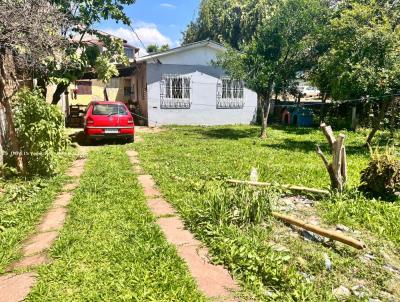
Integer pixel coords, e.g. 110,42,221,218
160,75,191,109
217,77,244,109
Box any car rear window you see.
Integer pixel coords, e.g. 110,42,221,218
92,104,128,116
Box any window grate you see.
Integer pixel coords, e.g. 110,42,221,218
217,77,244,109
160,74,191,109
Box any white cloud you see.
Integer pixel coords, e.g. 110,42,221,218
102,24,173,56
160,3,176,8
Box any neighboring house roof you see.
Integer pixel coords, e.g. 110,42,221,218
72,30,139,53
136,40,226,63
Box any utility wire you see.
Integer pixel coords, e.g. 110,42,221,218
127,22,160,65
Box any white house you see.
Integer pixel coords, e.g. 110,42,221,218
135,40,258,127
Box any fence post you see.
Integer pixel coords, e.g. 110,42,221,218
351,106,357,131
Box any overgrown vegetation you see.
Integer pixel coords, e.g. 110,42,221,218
188,185,273,228
360,147,400,197
318,191,400,245
134,125,400,301
0,89,75,272
182,185,317,300
12,89,69,176
27,147,205,301
0,152,74,273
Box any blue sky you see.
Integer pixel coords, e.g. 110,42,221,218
99,0,200,55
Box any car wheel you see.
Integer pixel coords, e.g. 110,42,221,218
84,136,93,146
126,136,134,144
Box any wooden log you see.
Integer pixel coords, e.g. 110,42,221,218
226,179,330,196
272,212,366,250
332,134,345,192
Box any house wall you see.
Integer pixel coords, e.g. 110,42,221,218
146,63,258,126
46,77,134,108
136,63,148,124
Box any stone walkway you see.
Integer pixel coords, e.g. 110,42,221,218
0,158,87,302
127,150,238,302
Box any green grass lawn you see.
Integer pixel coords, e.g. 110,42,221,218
134,125,400,301
0,152,75,273
27,147,205,301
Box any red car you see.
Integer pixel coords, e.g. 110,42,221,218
84,101,135,143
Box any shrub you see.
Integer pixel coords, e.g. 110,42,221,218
360,147,400,196
188,185,274,229
12,89,69,176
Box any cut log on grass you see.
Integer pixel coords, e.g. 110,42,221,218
272,212,366,250
226,179,330,196
317,124,347,192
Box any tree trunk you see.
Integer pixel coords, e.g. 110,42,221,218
366,97,394,146
104,87,109,101
52,82,69,105
36,77,48,97
260,95,272,139
0,47,26,174
3,99,25,172
316,123,347,192
0,109,3,168
320,92,327,123
389,98,398,138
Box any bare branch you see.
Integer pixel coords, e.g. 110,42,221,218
316,145,330,171
0,0,71,75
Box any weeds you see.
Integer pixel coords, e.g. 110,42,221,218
135,125,400,301
187,185,274,229
0,149,75,272
318,190,400,245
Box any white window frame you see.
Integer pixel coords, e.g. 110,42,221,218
217,77,245,109
160,74,191,109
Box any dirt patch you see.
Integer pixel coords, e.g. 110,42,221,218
136,126,166,134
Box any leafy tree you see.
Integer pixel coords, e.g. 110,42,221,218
47,0,136,104
183,0,274,49
311,0,400,145
0,0,68,173
218,0,329,138
146,44,170,53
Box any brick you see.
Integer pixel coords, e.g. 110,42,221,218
23,231,59,256
37,208,68,232
148,198,176,216
0,273,37,302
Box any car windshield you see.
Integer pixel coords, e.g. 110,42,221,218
92,104,128,116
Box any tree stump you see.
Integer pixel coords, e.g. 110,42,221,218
316,123,348,192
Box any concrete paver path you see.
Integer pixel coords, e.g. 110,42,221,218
0,158,87,302
127,150,238,302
